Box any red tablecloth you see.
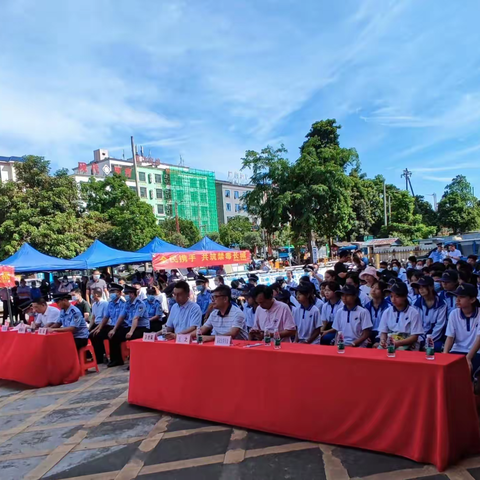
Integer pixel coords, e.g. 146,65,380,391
0,330,80,387
128,340,480,471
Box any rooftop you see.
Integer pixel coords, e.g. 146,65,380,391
0,156,25,163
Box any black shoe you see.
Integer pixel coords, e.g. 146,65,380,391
107,361,124,368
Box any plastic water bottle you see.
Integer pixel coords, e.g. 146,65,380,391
337,331,345,354
387,334,396,358
425,334,435,360
264,329,271,346
196,326,203,345
273,328,281,349
158,324,167,341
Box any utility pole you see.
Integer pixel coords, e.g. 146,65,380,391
383,182,388,226
427,193,438,212
401,168,415,196
388,195,392,222
130,136,141,197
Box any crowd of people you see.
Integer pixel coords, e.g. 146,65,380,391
2,242,480,376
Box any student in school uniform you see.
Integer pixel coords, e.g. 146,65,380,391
320,281,343,345
439,270,459,317
345,273,369,306
444,283,480,375
364,281,390,345
391,260,407,282
378,283,424,351
332,285,372,347
243,287,257,331
406,269,422,304
412,276,448,352
359,266,378,297
293,283,322,344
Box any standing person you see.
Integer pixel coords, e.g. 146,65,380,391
293,284,322,344
334,250,350,286
217,265,227,275
193,285,248,342
186,268,198,280
411,277,448,352
439,270,459,317
429,243,446,263
446,244,462,265
215,275,226,287
157,270,168,284
285,270,298,290
378,283,424,351
88,288,109,363
444,284,480,374
164,281,202,339
91,283,124,364
195,274,212,320
108,285,150,367
248,285,296,342
31,297,60,329
320,281,343,345
40,279,50,301
72,288,91,322
80,276,89,300
332,285,373,347
30,281,41,299
48,293,89,350
86,271,108,304
0,288,10,325
167,269,183,284
16,278,31,323
364,281,390,345
145,287,163,332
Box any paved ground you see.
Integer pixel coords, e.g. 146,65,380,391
1,367,480,480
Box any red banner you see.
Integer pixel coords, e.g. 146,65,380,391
0,266,15,288
152,250,251,270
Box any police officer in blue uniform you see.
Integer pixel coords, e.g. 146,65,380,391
145,287,163,332
107,285,150,367
90,283,124,363
196,274,211,320
49,293,89,350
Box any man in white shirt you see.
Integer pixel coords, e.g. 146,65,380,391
31,297,60,329
194,285,248,341
446,244,462,264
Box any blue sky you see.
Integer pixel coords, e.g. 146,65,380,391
1,0,480,204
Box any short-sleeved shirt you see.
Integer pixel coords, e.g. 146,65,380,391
320,300,344,326
58,305,89,338
87,278,107,293
446,307,480,353
125,296,150,328
358,290,370,307
446,249,462,264
364,299,390,331
91,300,109,325
17,286,31,299
334,261,348,285
104,299,126,327
332,305,373,347
293,304,321,343
429,250,446,263
205,305,248,340
35,306,60,327
244,305,256,329
196,290,212,315
439,290,457,317
253,299,296,342
144,298,162,318
75,300,91,318
413,296,448,342
166,300,202,333
378,305,424,350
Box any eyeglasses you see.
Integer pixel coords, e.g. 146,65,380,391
212,295,228,299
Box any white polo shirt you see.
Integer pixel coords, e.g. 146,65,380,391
320,300,344,325
34,306,60,327
378,305,424,350
446,249,462,264
293,304,321,343
332,305,372,347
204,305,248,340
446,307,480,353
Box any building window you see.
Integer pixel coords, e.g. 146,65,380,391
139,172,146,182
155,174,162,183
234,191,239,199
156,189,163,199
157,204,164,215
199,179,206,189
190,178,197,188
226,203,231,211
225,189,230,198
140,187,147,198
191,191,198,202
235,204,240,212
200,192,207,203
129,186,136,192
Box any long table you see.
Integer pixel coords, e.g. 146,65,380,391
128,340,480,471
0,330,80,387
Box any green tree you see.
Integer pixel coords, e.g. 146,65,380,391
414,195,438,229
437,176,480,233
219,216,253,247
240,231,263,252
81,174,164,251
206,231,222,244
0,156,109,259
161,218,200,247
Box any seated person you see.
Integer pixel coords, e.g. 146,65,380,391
107,285,150,367
444,284,480,374
439,270,459,316
378,283,424,351
293,283,321,344
346,273,369,306
145,287,163,332
164,281,202,340
88,287,111,363
48,293,89,350
320,281,343,345
195,274,212,319
31,297,60,329
364,281,390,345
243,287,257,331
248,285,296,342
332,285,372,347
193,285,248,342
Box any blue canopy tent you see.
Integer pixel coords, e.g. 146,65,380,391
189,236,234,252
136,237,191,254
71,240,150,268
0,243,88,273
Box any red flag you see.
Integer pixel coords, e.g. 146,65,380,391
0,266,15,288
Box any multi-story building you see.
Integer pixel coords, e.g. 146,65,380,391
0,156,24,182
215,180,255,225
72,149,219,233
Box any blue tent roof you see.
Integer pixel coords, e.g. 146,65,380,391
0,243,88,273
136,237,190,254
71,240,149,268
189,236,233,252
